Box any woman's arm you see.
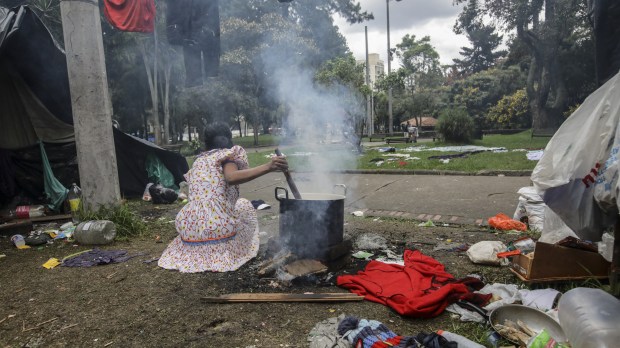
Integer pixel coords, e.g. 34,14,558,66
223,155,288,185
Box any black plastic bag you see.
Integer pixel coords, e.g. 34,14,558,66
149,184,178,204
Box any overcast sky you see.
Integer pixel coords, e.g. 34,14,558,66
333,0,468,67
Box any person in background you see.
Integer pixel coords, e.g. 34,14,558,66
407,123,419,143
158,122,288,273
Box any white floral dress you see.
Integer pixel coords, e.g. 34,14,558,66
158,146,259,273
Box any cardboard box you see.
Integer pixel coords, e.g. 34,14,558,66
510,242,611,282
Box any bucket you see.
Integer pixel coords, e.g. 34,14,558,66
275,185,346,259
74,220,116,245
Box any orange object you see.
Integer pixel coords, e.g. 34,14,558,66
488,213,527,231
497,250,522,258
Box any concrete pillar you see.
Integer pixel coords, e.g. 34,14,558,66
60,0,121,209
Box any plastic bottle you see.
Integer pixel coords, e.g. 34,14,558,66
558,287,620,348
437,330,485,348
67,183,82,223
73,220,116,245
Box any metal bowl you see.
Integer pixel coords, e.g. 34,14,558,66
489,304,566,343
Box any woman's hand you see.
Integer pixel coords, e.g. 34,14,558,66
268,155,288,172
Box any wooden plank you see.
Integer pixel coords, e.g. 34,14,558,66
202,292,363,303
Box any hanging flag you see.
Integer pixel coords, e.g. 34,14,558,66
103,0,156,33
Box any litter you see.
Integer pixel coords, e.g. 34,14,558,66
251,200,271,210
488,213,527,231
467,241,508,265
350,211,364,217
354,233,387,250
418,219,435,227
42,258,61,269
351,251,373,260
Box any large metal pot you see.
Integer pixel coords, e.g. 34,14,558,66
275,184,346,259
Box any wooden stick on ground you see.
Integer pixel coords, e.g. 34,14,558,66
202,292,363,303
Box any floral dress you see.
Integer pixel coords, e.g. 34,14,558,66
158,146,259,273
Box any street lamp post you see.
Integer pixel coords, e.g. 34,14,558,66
386,0,402,135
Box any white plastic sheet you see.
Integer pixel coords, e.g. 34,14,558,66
531,71,620,241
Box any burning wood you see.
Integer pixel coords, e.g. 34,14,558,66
284,259,327,277
257,251,294,277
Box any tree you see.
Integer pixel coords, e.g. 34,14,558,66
315,55,367,142
453,0,506,75
395,34,443,90
487,88,531,128
454,0,592,130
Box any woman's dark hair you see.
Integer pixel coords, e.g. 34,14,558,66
204,122,234,150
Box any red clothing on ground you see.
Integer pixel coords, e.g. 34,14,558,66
337,249,490,318
103,0,155,33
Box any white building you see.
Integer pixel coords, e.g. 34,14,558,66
357,53,384,86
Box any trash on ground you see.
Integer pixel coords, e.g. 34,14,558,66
350,210,364,217
10,234,30,249
510,241,610,282
307,314,349,348
251,199,271,210
513,186,545,231
351,251,373,260
418,219,435,227
354,233,388,250
74,220,116,245
377,147,396,153
467,241,508,265
42,258,61,269
488,213,527,231
61,248,141,267
526,150,544,161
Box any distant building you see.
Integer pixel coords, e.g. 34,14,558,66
357,53,384,86
400,116,437,131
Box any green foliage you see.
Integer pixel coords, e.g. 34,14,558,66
395,34,444,89
445,66,525,128
79,204,147,239
453,0,506,74
436,108,474,143
487,89,530,128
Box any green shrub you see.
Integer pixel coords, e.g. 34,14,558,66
79,204,146,239
436,108,474,143
180,139,202,156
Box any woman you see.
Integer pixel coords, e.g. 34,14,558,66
158,122,288,273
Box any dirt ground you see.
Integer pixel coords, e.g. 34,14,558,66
0,201,527,348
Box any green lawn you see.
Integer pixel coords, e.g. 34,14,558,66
189,131,552,173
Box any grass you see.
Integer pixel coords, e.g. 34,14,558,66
78,202,147,240
240,131,552,172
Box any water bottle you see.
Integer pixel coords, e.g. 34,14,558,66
436,330,485,348
74,220,116,245
67,183,82,223
558,287,620,348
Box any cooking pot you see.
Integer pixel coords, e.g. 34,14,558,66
275,184,346,259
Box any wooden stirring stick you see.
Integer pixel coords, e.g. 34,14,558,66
274,148,302,199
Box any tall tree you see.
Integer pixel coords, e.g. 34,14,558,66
453,0,506,75
395,34,443,90
454,0,590,130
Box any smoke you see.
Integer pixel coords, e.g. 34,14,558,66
260,44,364,194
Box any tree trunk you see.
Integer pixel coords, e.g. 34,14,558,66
139,32,160,144
161,63,171,144
519,2,567,131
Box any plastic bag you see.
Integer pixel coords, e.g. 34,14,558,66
513,187,545,231
531,72,620,241
149,184,178,204
146,154,179,190
466,241,508,265
539,206,578,244
142,183,154,201
488,213,527,231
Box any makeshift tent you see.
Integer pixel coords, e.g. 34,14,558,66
0,6,188,206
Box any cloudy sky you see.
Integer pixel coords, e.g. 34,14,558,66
333,0,468,67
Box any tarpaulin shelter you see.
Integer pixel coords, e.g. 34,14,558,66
0,6,188,206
